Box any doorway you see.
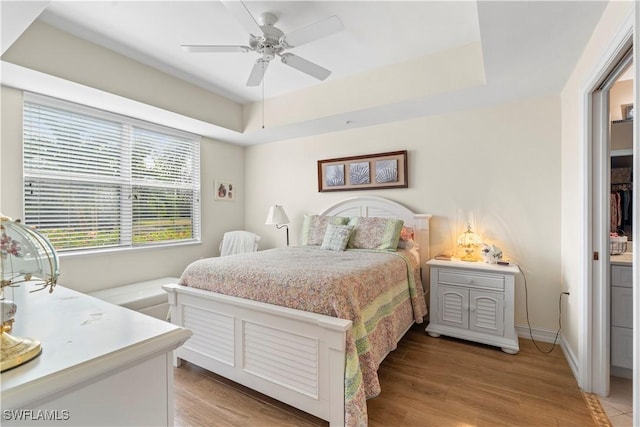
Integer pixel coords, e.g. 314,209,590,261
586,34,634,424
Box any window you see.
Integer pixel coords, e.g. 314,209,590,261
23,93,201,252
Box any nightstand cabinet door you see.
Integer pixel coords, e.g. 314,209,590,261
437,285,469,329
469,290,504,336
426,259,519,354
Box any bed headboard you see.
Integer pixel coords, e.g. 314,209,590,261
319,196,432,267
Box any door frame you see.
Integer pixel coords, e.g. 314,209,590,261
580,9,636,425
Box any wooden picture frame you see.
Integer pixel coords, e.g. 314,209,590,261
317,150,408,192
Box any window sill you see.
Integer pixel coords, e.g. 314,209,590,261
58,240,202,259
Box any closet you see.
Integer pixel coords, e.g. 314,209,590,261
611,119,633,239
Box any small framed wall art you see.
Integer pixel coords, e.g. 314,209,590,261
214,180,235,201
317,150,408,192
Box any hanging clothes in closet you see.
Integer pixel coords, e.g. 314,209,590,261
611,183,632,234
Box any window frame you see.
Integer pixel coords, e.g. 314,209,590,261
22,92,202,255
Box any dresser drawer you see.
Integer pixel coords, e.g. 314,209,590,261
611,326,633,369
438,269,505,290
612,286,633,328
611,265,632,288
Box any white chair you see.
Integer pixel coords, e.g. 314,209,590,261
219,230,261,256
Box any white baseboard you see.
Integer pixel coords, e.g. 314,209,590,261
516,325,580,385
560,335,580,383
610,366,633,379
516,324,561,343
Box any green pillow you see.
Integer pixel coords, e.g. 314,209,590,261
321,224,354,251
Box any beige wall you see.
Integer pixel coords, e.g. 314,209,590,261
0,65,247,294
2,21,242,133
560,1,633,367
1,5,624,345
1,84,245,293
1,19,247,294
243,42,486,132
246,95,563,331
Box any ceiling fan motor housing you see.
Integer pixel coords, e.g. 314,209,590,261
249,12,285,61
249,29,284,60
182,3,344,86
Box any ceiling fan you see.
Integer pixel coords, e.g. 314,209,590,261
181,0,344,87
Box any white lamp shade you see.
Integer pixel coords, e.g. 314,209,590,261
265,205,290,225
457,227,481,248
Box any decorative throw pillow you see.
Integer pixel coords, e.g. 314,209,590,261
398,226,418,250
321,224,354,251
347,217,404,251
301,215,349,246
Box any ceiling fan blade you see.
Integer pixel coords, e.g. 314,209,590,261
280,53,331,81
220,0,263,36
282,15,344,48
181,45,250,53
247,59,270,86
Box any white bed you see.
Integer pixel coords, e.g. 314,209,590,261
163,196,431,426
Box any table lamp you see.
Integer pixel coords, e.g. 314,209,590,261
1,216,59,372
457,224,481,262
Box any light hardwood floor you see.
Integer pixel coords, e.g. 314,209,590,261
174,323,597,427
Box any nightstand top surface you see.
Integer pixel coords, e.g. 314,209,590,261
427,258,520,274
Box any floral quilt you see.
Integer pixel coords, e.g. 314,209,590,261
179,246,427,426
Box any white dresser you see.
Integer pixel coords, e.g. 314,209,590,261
426,259,520,354
1,284,192,426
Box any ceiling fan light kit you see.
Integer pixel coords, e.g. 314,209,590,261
181,1,344,87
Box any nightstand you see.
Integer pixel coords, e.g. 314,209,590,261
426,258,520,354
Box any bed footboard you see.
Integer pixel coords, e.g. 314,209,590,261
163,283,352,426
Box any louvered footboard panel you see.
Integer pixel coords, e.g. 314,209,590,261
164,284,351,426
244,321,319,398
183,304,235,366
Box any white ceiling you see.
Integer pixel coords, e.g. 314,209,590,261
1,1,609,145
38,1,483,104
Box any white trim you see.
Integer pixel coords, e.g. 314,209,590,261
1,61,247,144
515,324,563,344
579,9,634,396
561,334,580,384
633,8,639,426
24,91,201,141
612,148,634,157
589,88,611,397
58,239,202,259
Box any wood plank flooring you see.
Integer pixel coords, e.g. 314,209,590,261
174,323,596,426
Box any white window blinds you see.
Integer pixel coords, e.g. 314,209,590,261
23,93,201,252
